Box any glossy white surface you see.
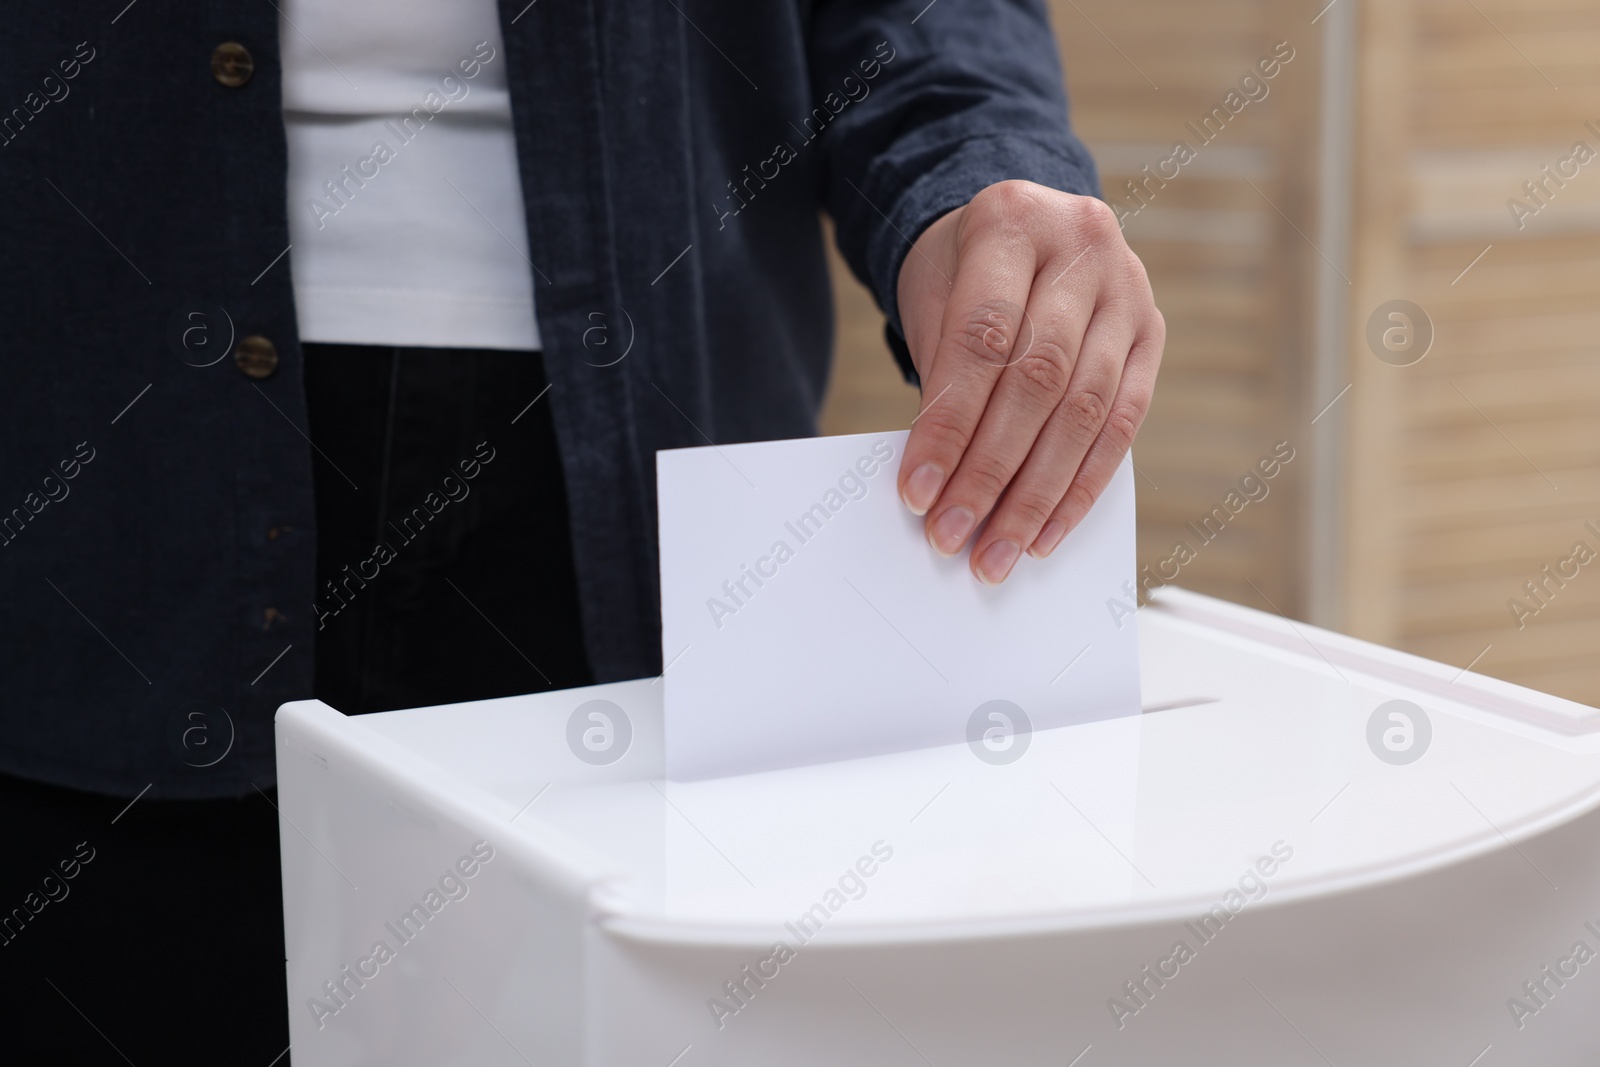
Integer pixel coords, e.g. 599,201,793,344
278,589,1600,1065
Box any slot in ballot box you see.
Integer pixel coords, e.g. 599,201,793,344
276,588,1600,1066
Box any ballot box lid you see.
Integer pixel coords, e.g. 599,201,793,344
284,588,1600,948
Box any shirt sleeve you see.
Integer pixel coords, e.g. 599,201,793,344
806,0,1102,383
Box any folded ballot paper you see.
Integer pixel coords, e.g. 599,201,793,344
657,429,1141,780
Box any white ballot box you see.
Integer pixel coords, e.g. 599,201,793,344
276,588,1600,1066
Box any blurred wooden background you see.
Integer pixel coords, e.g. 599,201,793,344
818,0,1600,706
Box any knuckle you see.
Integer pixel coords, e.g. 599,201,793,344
913,403,974,453
1062,385,1112,437
970,180,1040,230
1059,479,1098,523
950,303,1016,364
999,488,1057,532
1072,195,1121,240
1118,249,1148,287
1123,254,1157,300
989,178,1038,202
1147,306,1168,346
1010,342,1072,401
958,455,1011,504
1101,402,1145,450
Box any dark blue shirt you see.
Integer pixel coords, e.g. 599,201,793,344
0,0,1098,797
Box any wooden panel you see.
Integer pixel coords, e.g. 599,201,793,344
1345,0,1600,704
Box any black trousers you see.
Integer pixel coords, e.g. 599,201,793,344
304,343,593,710
1,345,590,1063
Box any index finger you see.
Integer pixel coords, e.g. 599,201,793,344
897,228,1038,528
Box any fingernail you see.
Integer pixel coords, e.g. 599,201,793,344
976,540,1021,585
1029,520,1068,559
928,506,975,556
902,463,945,516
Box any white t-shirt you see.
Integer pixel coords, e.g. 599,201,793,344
279,1,541,351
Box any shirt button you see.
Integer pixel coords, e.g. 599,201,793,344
211,42,254,88
234,335,279,379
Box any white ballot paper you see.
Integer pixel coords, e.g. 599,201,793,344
657,429,1141,780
